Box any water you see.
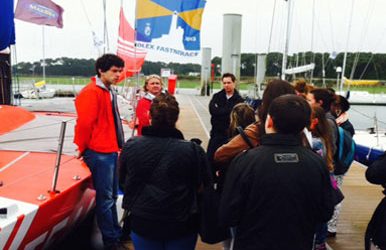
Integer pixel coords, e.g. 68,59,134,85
349,105,386,131
16,86,386,133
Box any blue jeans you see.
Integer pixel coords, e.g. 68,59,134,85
131,232,197,250
83,149,121,247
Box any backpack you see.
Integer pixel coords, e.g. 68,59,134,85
333,126,356,175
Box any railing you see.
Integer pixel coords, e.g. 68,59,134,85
50,121,67,193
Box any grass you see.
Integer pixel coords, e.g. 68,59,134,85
15,75,386,93
341,85,386,94
16,76,90,85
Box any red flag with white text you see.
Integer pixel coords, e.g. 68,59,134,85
15,0,64,28
117,8,146,82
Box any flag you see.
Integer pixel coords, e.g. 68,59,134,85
0,0,15,51
15,0,64,28
92,31,104,49
135,0,206,58
117,8,146,82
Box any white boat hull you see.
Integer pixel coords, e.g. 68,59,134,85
21,89,56,99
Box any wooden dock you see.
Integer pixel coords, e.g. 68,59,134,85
175,93,385,250
327,163,384,249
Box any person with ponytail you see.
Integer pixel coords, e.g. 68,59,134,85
310,105,334,172
309,105,335,250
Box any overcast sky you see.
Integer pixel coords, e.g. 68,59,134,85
13,0,386,64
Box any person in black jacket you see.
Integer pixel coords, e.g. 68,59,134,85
207,73,244,172
119,94,212,250
365,153,386,250
219,95,335,250
330,94,355,137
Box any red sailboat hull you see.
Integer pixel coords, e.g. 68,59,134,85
0,105,96,250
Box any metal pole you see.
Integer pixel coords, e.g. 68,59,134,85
340,0,355,91
310,0,316,84
374,113,379,146
131,0,140,137
336,73,340,91
267,0,277,54
51,121,67,193
322,54,326,87
42,26,46,83
103,0,109,53
222,14,242,80
281,0,292,80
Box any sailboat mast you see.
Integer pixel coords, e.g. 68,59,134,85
103,0,109,53
310,0,316,84
322,53,326,87
131,0,141,137
281,0,292,80
42,26,46,83
340,0,355,92
134,0,140,91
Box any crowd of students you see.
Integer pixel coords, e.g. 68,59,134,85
74,54,385,250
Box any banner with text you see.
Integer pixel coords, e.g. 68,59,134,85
15,0,64,28
135,0,206,59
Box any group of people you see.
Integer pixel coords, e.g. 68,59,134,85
208,75,347,250
74,54,385,250
75,54,211,250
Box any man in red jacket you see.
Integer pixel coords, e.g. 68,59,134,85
74,54,125,250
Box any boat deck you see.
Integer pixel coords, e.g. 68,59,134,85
175,92,384,250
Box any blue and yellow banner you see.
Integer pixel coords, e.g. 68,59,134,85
136,0,206,57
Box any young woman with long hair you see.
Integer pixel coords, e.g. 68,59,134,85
228,103,256,138
310,104,335,250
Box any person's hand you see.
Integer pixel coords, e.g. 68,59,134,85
128,120,135,129
75,150,83,159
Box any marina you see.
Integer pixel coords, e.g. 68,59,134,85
2,91,383,250
2,0,386,249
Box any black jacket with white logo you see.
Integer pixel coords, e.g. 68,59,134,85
219,133,335,250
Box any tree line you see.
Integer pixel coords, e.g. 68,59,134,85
13,52,386,80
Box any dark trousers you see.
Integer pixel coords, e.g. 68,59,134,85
207,135,228,182
365,197,386,250
131,232,197,250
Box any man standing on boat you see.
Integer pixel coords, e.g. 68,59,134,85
74,54,125,250
207,73,244,172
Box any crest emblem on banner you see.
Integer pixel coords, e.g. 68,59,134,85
135,0,206,57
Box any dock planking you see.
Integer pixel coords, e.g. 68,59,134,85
327,163,384,250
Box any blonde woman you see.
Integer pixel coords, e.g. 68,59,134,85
135,74,163,135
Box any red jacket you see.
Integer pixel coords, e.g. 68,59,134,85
74,79,120,154
136,97,152,136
